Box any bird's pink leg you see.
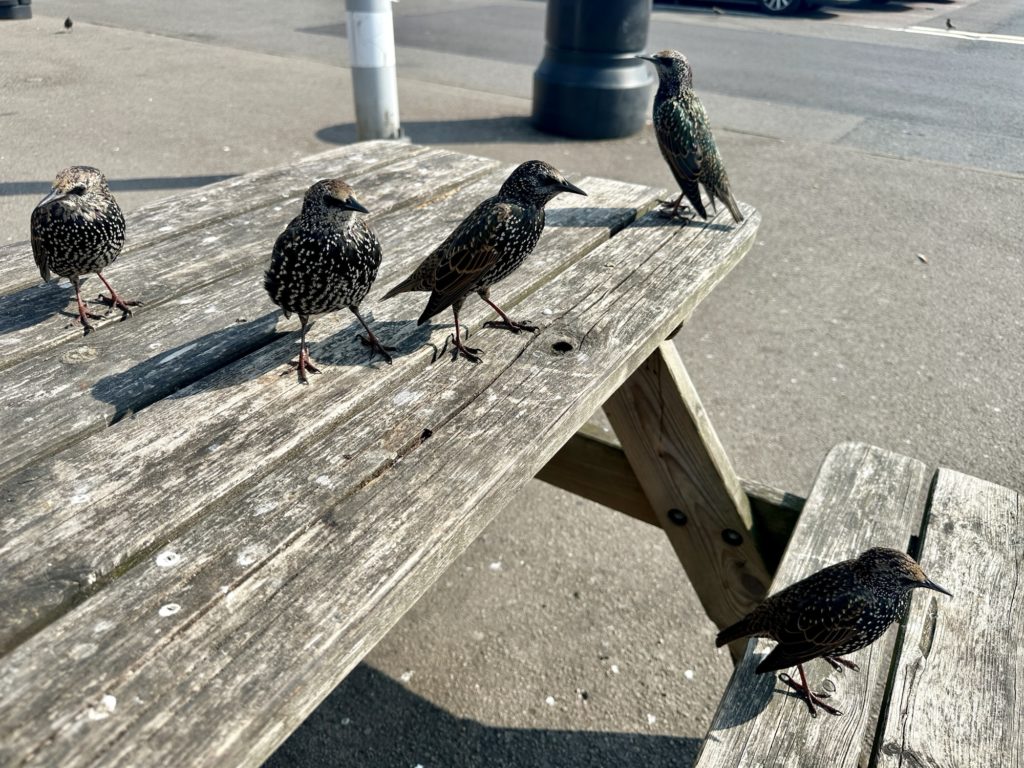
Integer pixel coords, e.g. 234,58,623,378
824,656,859,674
779,664,843,718
283,318,321,384
71,277,103,334
481,296,537,334
438,309,482,363
95,272,142,317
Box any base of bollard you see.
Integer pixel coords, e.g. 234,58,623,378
532,54,653,140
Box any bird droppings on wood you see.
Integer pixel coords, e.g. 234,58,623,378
155,551,181,568
158,603,181,618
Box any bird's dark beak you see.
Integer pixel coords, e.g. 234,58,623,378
559,179,587,197
636,54,656,63
346,196,369,214
922,578,952,597
34,188,65,210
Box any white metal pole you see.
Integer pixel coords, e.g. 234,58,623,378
345,0,402,140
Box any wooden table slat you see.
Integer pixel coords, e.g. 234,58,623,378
0,195,755,767
873,469,1022,768
0,174,663,651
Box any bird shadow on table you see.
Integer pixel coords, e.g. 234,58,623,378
0,280,81,337
90,312,285,420
706,664,778,729
314,317,434,368
630,212,735,234
266,664,704,768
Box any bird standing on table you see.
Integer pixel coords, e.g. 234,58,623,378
383,160,586,363
31,166,138,335
716,547,951,717
637,50,743,224
264,178,393,384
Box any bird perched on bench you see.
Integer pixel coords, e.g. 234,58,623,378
382,160,586,363
264,178,393,384
716,547,951,717
31,166,138,335
637,50,743,224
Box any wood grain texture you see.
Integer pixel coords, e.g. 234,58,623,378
605,342,771,632
0,174,661,651
0,140,422,298
694,442,930,768
873,469,1022,768
0,194,755,767
0,147,499,372
0,156,509,481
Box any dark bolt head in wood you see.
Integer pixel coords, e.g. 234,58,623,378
722,528,743,546
667,508,688,526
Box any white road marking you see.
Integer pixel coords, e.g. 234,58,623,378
903,25,1024,45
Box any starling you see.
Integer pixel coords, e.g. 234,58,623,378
716,547,951,718
946,18,955,30
31,166,137,335
64,16,73,32
382,160,586,363
637,50,743,224
264,178,393,384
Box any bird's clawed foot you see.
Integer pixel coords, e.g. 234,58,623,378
358,333,396,365
283,349,321,384
483,318,538,335
823,656,859,674
436,328,482,364
779,673,843,718
657,197,694,222
96,293,142,319
72,310,104,335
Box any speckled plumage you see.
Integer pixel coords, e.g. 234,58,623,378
382,160,586,362
638,50,743,224
264,178,392,383
717,547,951,717
31,166,138,334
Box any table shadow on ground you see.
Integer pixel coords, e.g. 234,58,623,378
265,664,704,768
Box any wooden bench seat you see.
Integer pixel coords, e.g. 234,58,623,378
694,443,1022,768
0,140,769,767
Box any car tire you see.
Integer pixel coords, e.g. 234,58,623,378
759,0,803,14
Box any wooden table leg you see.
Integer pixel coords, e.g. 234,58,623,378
604,341,770,650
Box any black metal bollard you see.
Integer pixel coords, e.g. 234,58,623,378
532,0,653,139
0,0,32,21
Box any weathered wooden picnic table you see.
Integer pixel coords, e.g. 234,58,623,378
0,139,774,766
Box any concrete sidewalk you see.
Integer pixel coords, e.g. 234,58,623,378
3,8,1021,767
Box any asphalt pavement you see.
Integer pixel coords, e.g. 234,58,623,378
3,1,1022,765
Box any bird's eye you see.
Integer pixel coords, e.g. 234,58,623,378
325,196,348,209
70,185,87,196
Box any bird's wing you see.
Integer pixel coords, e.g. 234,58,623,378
656,98,704,185
417,200,513,322
29,206,53,282
756,591,871,672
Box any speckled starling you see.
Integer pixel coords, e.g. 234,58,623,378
716,547,951,717
264,178,393,384
637,50,743,224
31,166,138,335
382,160,586,363
64,16,73,32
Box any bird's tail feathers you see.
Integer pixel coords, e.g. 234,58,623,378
715,616,754,647
720,188,744,224
383,275,417,301
416,290,452,326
